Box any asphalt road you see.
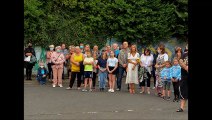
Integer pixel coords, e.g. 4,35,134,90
24,77,188,120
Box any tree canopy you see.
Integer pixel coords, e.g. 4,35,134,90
24,0,188,48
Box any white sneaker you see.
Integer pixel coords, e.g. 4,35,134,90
82,89,87,92
53,85,56,87
66,87,71,90
108,89,112,92
152,87,155,89
59,84,63,87
111,89,114,93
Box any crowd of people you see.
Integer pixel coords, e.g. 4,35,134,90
24,41,188,112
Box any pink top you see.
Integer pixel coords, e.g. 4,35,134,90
50,52,65,69
46,51,54,63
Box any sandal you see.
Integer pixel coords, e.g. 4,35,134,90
173,98,176,102
176,108,184,112
129,89,133,94
132,89,135,94
140,91,145,94
162,96,166,100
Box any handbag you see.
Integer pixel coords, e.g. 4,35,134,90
29,55,37,64
79,61,84,73
138,66,148,82
79,54,84,73
24,56,31,62
51,54,62,65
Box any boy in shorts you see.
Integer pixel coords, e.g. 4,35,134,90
160,61,172,100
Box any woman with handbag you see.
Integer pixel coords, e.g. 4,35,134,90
139,48,153,94
51,46,65,87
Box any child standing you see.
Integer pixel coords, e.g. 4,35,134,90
98,52,108,91
106,51,118,93
160,61,172,100
171,58,181,102
82,51,94,92
37,61,48,85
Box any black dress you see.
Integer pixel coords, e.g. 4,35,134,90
24,47,36,80
179,52,188,100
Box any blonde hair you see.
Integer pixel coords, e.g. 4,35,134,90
49,45,54,48
93,53,97,60
86,51,91,55
172,58,179,64
38,60,44,66
75,46,80,49
130,44,137,54
110,51,115,57
165,61,172,67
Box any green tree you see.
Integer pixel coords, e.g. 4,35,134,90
24,0,187,48
24,0,107,48
24,0,44,44
77,0,176,45
162,0,188,41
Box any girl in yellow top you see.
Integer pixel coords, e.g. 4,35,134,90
66,46,84,90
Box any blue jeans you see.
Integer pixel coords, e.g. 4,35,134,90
99,71,107,89
37,76,46,85
117,66,126,89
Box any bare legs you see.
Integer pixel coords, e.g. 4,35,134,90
108,74,116,92
129,83,135,94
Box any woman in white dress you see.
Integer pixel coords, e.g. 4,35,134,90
126,45,140,94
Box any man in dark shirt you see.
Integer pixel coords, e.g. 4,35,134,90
61,43,68,80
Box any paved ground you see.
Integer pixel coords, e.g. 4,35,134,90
24,77,188,120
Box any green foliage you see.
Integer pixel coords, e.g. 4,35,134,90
162,0,188,41
24,0,187,48
24,0,106,48
79,0,177,45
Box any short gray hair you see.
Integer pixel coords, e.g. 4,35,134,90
75,46,80,49
55,46,61,50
